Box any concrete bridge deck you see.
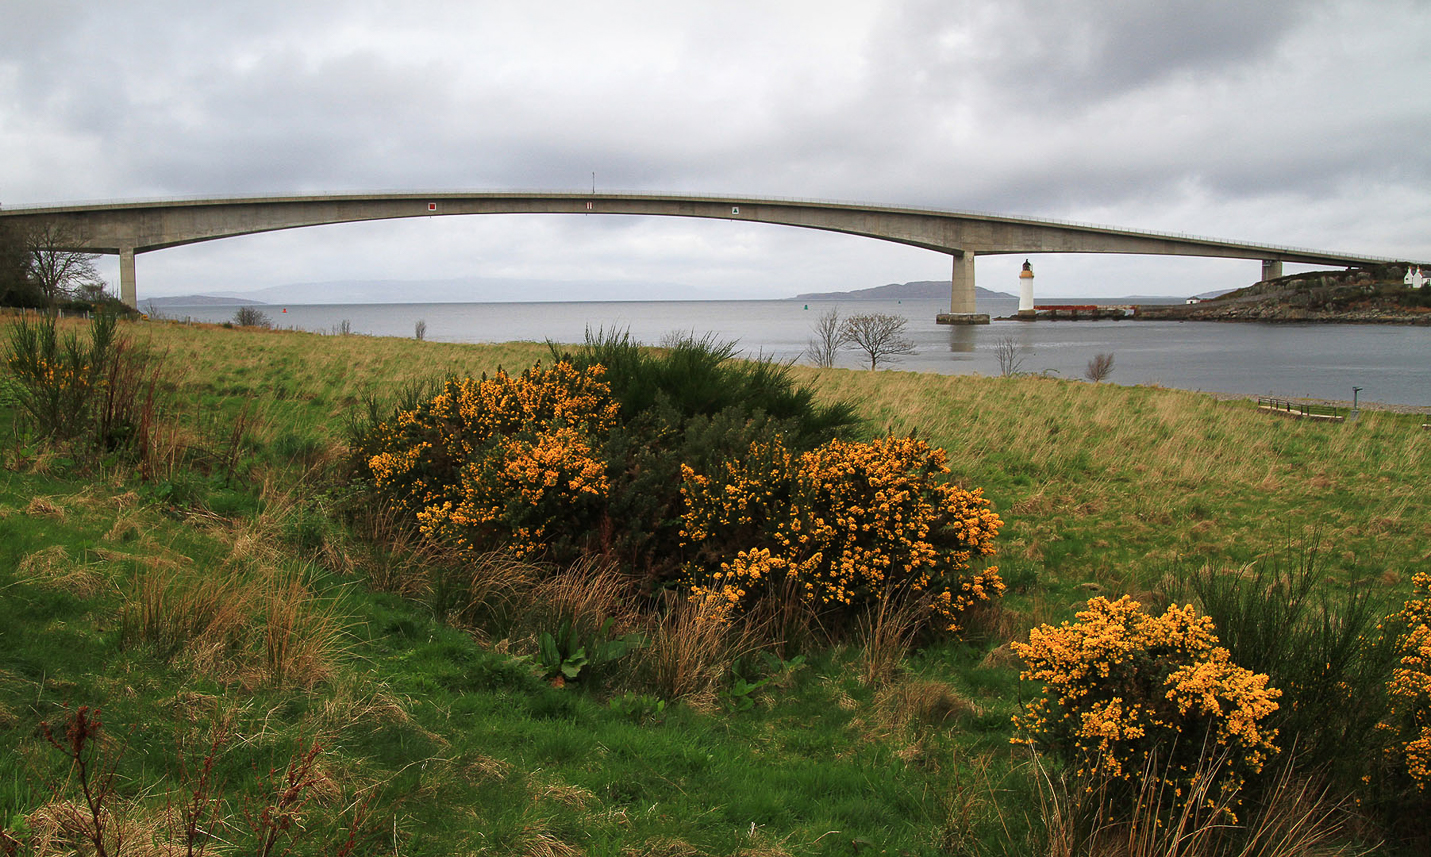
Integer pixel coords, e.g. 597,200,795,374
0,191,1416,313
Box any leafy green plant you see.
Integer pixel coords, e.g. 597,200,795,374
537,617,644,685
609,692,666,724
720,653,806,711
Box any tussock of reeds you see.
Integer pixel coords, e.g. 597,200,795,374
526,556,635,635
1031,744,1359,857
639,597,754,707
120,563,347,689
857,590,928,687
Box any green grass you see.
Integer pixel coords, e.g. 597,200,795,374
1,316,1425,855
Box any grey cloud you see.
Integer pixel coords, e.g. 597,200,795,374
1,0,1427,299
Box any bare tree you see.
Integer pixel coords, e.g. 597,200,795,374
233,306,272,328
414,319,427,341
1085,353,1115,382
804,307,847,368
994,335,1025,377
24,220,104,304
843,313,916,370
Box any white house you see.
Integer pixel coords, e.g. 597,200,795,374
1406,266,1427,289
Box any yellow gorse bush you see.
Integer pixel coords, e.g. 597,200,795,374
1013,596,1281,813
360,361,618,560
1379,571,1431,793
680,434,1004,633
354,357,1007,636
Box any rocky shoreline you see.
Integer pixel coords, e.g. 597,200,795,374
1136,264,1431,325
1135,304,1431,324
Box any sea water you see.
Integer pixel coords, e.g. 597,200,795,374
150,297,1431,407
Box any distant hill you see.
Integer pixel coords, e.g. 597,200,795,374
199,277,690,305
139,295,268,309
792,280,1016,301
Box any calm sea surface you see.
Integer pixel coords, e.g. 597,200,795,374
154,297,1431,408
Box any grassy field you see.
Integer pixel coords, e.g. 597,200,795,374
1,316,1426,856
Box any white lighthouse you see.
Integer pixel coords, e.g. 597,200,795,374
1018,259,1035,313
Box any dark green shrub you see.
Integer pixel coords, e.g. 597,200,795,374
553,329,858,447
1175,546,1400,790
4,311,166,457
550,329,861,585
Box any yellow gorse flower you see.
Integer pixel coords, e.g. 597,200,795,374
680,434,1004,634
359,360,617,561
1378,571,1431,791
1013,596,1281,816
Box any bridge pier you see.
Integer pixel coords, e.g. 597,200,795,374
1261,259,1283,282
119,247,136,309
936,252,989,324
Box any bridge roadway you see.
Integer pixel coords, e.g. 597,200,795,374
0,191,1411,315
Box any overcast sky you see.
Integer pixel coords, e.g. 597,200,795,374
2,0,1428,300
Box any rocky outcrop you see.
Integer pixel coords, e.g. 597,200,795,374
1136,265,1431,325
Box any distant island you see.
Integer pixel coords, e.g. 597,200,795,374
791,280,1015,301
1136,265,1431,325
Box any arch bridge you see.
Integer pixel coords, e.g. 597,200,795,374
0,191,1411,318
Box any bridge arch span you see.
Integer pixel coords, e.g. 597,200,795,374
0,191,1410,313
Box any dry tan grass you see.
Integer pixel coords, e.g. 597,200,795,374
519,827,585,857
17,546,104,596
162,690,220,722
857,592,929,687
121,563,347,690
1031,745,1361,857
875,679,982,732
639,597,754,707
621,837,706,857
24,496,65,518
436,549,542,629
528,556,635,632
459,753,514,784
533,782,597,810
24,798,186,857
978,642,1022,670
311,679,412,732
262,571,348,689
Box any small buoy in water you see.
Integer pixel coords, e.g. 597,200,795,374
804,304,808,310
282,308,287,312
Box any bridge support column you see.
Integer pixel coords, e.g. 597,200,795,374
119,247,136,309
936,252,989,324
1261,259,1283,282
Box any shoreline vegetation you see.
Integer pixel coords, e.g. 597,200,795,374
3,314,1430,855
